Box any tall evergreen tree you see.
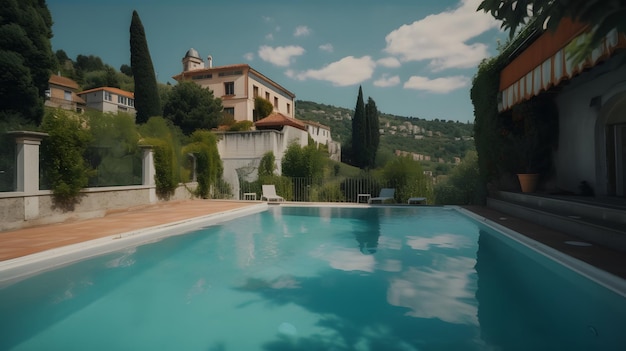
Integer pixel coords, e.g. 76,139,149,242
351,86,367,168
365,97,380,169
130,10,161,123
0,0,54,125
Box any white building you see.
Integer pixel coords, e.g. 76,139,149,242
77,87,136,116
172,48,295,122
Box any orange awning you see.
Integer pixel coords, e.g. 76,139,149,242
499,19,626,111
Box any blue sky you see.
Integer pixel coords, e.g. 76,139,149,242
48,0,505,123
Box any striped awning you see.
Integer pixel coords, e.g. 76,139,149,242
499,19,626,112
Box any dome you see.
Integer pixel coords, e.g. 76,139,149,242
185,48,200,59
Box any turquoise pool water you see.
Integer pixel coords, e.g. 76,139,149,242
0,206,624,350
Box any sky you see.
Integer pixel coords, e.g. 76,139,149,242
47,0,505,123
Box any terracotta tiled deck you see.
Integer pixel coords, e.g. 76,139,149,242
0,201,624,281
0,200,257,261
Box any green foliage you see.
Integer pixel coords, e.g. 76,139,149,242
138,117,182,198
163,81,223,135
477,0,626,65
120,64,133,77
258,175,293,200
130,10,161,123
365,97,381,169
0,0,54,125
254,97,274,121
85,111,141,186
40,109,93,207
182,130,223,198
382,156,432,203
281,142,324,179
350,86,367,167
434,151,484,205
258,151,276,177
228,120,253,131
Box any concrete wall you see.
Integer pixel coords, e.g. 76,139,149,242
216,127,308,197
553,53,626,195
0,183,197,232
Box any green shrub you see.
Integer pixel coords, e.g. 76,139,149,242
382,156,432,203
40,109,93,207
434,151,483,205
139,117,183,198
183,130,223,199
228,120,254,131
258,175,293,200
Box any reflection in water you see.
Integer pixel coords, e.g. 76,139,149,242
387,257,478,325
475,229,626,351
353,209,381,254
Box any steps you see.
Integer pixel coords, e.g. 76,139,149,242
487,191,626,252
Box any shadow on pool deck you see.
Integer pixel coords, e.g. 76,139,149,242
0,200,624,281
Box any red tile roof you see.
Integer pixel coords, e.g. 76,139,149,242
78,87,135,99
49,75,79,90
254,112,307,131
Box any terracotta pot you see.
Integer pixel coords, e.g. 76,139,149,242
517,173,539,193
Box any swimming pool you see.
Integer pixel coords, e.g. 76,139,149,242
0,205,624,350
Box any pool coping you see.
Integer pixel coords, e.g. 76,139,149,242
0,202,268,287
458,207,626,298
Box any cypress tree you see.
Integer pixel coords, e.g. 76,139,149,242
351,86,367,168
130,10,161,123
365,97,380,169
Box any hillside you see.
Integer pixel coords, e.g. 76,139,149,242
296,100,475,172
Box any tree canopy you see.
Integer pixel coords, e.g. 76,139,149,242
162,81,223,135
350,86,367,167
478,0,626,63
254,97,273,121
130,10,161,123
364,97,380,169
0,0,54,125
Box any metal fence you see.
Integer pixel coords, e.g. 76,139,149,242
229,176,433,203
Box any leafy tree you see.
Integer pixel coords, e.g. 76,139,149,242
365,97,380,169
40,110,94,207
163,81,223,135
120,64,133,77
75,54,104,72
351,86,367,168
434,151,483,205
281,142,324,179
477,0,626,64
382,156,432,203
258,151,276,177
0,0,54,125
130,10,161,123
254,97,273,121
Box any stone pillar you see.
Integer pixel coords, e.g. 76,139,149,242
140,145,157,203
9,131,48,193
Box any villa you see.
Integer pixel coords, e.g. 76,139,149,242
77,87,136,117
45,74,85,113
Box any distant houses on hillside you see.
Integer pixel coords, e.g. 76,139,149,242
45,74,85,113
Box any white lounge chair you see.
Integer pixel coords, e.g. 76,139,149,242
261,185,284,202
368,188,395,204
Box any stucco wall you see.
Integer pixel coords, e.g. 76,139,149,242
554,54,626,194
0,183,196,232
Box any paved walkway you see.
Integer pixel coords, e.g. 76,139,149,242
0,201,624,280
0,200,256,261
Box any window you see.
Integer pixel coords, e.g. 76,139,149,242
64,90,71,101
253,85,259,98
265,92,270,100
224,107,234,117
104,91,112,101
118,95,127,105
287,103,291,114
128,99,134,107
224,82,234,95
274,97,278,108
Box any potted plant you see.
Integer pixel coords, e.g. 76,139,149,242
507,97,559,193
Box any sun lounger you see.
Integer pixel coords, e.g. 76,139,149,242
368,188,395,204
407,197,427,205
261,185,284,202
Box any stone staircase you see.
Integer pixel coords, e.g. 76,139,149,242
487,191,626,252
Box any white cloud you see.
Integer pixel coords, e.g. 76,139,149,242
294,25,311,37
288,56,375,87
319,43,334,52
374,74,400,87
384,0,499,71
265,33,274,41
377,57,401,68
258,45,305,67
243,52,254,61
403,75,470,93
